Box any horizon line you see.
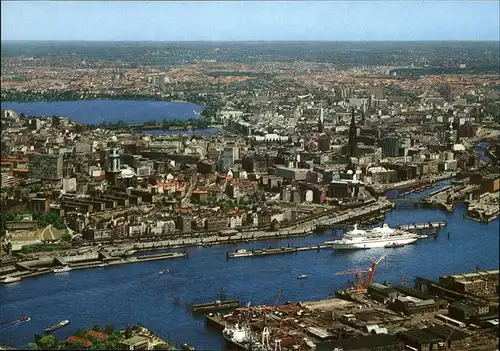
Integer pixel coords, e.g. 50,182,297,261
2,39,499,43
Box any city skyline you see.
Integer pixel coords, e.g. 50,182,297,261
1,1,499,42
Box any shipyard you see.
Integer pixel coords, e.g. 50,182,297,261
203,268,499,351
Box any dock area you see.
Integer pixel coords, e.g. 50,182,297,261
465,191,499,223
206,268,499,351
226,244,329,259
1,251,187,284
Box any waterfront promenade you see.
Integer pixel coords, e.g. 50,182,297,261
1,200,497,350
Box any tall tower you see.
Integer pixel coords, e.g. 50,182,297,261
106,135,121,186
318,104,324,133
347,108,357,158
447,123,455,150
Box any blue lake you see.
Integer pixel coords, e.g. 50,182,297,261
0,181,498,349
0,100,204,125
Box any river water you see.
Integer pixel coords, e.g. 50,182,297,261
0,100,204,125
1,181,498,349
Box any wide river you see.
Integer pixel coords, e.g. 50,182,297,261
0,100,204,125
1,181,498,349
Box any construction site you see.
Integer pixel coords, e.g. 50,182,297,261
205,256,499,351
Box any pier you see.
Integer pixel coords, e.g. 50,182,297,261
191,298,240,313
397,221,447,232
226,244,329,259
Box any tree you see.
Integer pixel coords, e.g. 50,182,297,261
37,335,56,350
104,324,113,335
27,343,38,350
92,324,102,332
64,341,85,350
74,329,85,337
89,339,105,350
38,212,66,229
61,233,72,242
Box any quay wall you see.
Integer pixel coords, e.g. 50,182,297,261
131,200,393,251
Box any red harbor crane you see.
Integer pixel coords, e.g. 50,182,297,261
274,289,283,307
335,254,387,293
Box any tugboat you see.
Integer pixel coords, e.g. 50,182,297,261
20,315,31,323
384,242,405,248
44,320,69,333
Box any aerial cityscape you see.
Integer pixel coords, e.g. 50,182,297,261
0,1,499,351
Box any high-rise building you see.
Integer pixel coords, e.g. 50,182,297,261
381,136,400,158
106,136,121,186
218,147,235,172
28,154,64,180
347,108,357,158
318,105,324,133
318,134,330,152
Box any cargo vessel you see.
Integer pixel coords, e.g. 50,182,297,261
222,323,267,350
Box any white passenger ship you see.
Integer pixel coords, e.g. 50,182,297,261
325,223,419,250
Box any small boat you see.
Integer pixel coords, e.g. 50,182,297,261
125,250,137,256
3,276,21,284
44,319,69,333
229,249,254,258
298,274,308,279
97,263,107,268
53,266,72,274
20,315,31,323
159,269,170,274
181,343,196,351
384,243,405,248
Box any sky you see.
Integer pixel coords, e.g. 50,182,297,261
1,1,499,41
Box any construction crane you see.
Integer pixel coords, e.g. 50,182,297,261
443,326,456,351
335,254,387,293
274,290,283,307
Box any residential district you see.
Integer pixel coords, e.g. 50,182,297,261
0,42,499,350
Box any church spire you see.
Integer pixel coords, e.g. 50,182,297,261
318,103,324,133
347,108,357,158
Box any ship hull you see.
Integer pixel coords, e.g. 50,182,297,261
223,336,248,350
332,237,418,250
231,253,254,258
